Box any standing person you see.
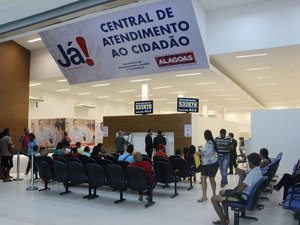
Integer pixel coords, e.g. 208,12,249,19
0,128,14,182
115,131,126,155
215,129,232,188
211,153,262,225
153,130,166,151
21,128,30,175
62,131,71,148
145,129,153,159
228,133,238,175
25,133,38,175
198,130,219,202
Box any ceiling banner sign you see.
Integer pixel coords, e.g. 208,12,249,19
39,0,208,85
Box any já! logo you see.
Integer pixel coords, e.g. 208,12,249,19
56,36,94,67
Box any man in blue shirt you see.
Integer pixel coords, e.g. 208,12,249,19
118,144,134,163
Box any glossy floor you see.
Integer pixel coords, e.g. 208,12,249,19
0,172,296,225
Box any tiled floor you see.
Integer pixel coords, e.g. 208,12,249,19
0,170,296,225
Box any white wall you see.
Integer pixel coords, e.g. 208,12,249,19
225,111,251,138
251,108,300,173
207,0,300,54
192,114,239,148
30,48,64,80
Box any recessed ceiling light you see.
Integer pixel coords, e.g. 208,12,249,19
91,83,111,87
153,86,173,89
232,101,246,104
256,76,272,79
153,98,167,101
27,38,42,43
56,88,70,92
118,89,136,93
136,94,153,97
96,96,110,99
29,83,42,87
258,83,277,86
224,98,241,101
170,91,186,94
57,79,67,82
216,93,234,97
78,92,91,95
129,78,152,83
175,73,202,77
246,66,272,71
114,99,126,102
206,89,223,92
235,53,268,59
194,82,216,85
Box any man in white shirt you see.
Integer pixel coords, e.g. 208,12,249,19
211,152,262,225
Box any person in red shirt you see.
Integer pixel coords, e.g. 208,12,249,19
129,151,154,200
154,144,168,159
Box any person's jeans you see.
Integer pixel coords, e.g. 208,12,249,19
218,154,230,185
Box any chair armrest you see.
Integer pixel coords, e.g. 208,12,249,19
174,169,180,176
224,190,249,204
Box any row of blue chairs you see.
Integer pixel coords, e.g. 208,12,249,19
283,159,300,224
223,152,283,225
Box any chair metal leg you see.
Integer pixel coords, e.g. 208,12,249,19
60,182,71,195
234,210,240,225
145,190,155,208
171,180,178,198
39,181,50,192
114,190,125,204
83,185,93,199
188,175,194,190
240,210,258,221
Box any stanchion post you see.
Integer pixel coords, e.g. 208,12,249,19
13,150,23,181
26,154,38,191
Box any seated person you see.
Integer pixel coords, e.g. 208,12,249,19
259,148,271,168
118,144,134,163
91,145,100,157
236,147,271,177
175,148,183,157
129,151,154,200
81,146,91,157
71,147,79,158
54,142,66,156
154,144,168,159
273,159,300,205
211,153,262,225
97,143,113,157
33,145,48,157
75,142,84,154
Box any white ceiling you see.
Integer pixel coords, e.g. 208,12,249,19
11,0,300,113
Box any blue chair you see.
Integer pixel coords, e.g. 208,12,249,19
283,181,300,224
224,176,268,225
